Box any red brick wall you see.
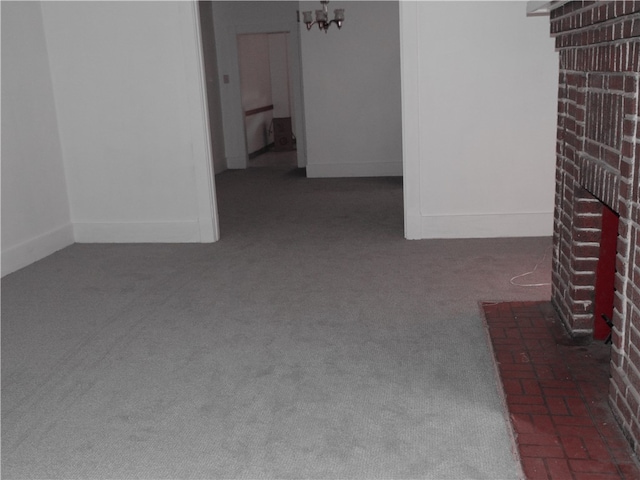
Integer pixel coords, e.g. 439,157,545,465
549,1,640,455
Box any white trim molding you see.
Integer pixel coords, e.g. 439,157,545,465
399,0,422,240
73,221,202,243
419,212,554,239
182,2,219,242
1,223,75,277
306,162,402,178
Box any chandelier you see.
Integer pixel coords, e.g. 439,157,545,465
302,1,345,33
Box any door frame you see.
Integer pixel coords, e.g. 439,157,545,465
236,31,297,163
183,1,219,242
230,21,306,169
190,1,411,241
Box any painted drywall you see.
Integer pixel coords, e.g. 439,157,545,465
210,1,305,169
199,1,227,175
40,1,217,243
2,0,561,271
269,33,292,119
400,1,558,238
299,1,403,178
238,33,274,155
1,2,74,276
238,34,273,113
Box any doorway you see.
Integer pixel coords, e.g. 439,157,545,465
236,32,297,169
194,1,404,239
196,1,306,172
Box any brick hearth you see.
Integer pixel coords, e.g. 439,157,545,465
483,301,640,479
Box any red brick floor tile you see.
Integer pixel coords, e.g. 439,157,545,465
483,301,640,480
561,435,590,459
501,366,539,380
583,437,615,461
521,457,550,479
551,365,574,380
528,353,560,364
540,379,577,389
565,397,592,417
522,379,544,396
521,328,554,339
572,474,624,480
577,382,602,399
544,458,573,478
525,338,555,350
530,414,559,435
506,328,523,339
546,396,570,415
599,425,630,443
554,424,601,438
619,463,640,479
511,413,538,434
510,403,552,415
543,386,583,397
553,415,596,427
493,337,527,348
503,378,524,395
518,433,562,446
508,395,546,406
520,444,566,458
535,365,562,380
500,363,536,373
569,459,620,474
610,448,638,464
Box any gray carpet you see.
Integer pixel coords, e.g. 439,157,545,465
2,164,552,479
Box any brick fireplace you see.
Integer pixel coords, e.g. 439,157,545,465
548,1,640,455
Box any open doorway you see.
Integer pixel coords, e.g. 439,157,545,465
196,1,404,239
197,0,307,172
236,32,297,169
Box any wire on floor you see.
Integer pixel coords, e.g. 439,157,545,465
510,246,552,287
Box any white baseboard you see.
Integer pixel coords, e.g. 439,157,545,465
2,223,75,277
404,213,423,240
417,212,554,239
73,221,202,243
306,162,403,178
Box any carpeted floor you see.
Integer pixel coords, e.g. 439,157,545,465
3,163,553,479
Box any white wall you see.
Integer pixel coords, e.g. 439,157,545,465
199,1,228,175
401,1,558,239
2,0,562,276
1,1,74,276
210,1,305,169
39,1,217,243
300,1,403,178
269,33,292,119
238,33,274,155
238,34,273,113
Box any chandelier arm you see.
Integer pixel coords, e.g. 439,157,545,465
302,1,344,32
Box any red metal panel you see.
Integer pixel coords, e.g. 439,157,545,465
593,206,619,340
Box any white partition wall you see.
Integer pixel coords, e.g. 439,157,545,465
299,1,403,178
1,2,74,276
2,0,566,277
39,1,217,244
400,1,558,239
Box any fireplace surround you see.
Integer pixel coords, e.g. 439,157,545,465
547,0,640,455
